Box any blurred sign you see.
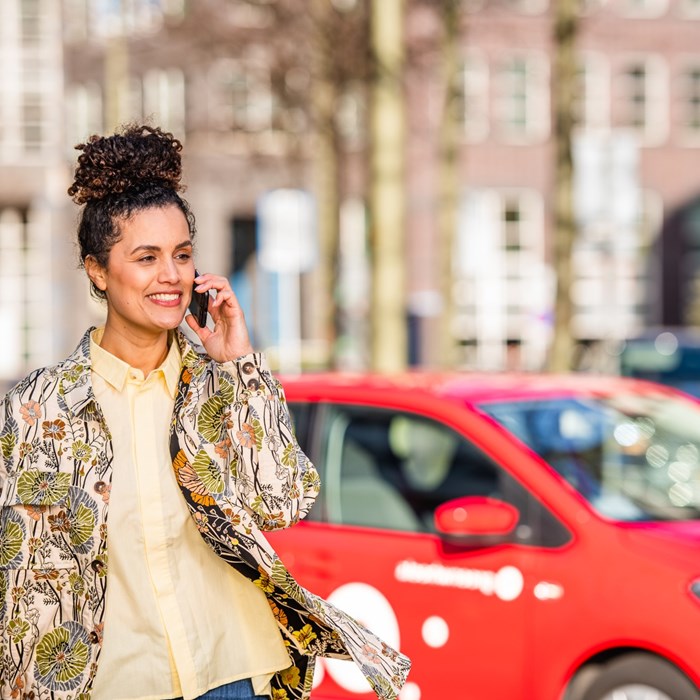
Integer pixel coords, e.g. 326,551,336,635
257,189,317,274
573,130,640,230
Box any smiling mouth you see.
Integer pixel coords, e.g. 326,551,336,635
148,293,181,303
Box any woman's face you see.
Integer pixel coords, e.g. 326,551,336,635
88,204,195,336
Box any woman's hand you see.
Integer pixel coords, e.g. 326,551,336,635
184,272,254,362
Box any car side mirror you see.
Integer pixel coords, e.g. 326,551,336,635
434,496,519,544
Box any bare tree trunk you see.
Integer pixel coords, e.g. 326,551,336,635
370,0,407,372
436,0,461,369
310,0,340,368
549,0,579,372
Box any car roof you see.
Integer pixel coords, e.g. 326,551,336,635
278,371,674,406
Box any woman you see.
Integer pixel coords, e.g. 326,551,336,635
0,125,410,700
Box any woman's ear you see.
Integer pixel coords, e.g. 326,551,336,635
85,256,107,292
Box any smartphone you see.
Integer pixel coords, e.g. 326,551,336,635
188,270,209,328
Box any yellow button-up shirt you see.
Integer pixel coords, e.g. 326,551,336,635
89,329,291,700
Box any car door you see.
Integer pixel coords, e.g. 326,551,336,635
269,401,571,700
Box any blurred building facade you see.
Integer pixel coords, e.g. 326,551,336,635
2,0,700,385
404,0,700,371
0,0,72,385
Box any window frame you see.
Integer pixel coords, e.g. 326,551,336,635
210,58,275,134
456,50,490,143
616,53,669,146
454,188,549,370
495,51,550,145
677,58,700,146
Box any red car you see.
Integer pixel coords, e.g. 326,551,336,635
266,373,700,700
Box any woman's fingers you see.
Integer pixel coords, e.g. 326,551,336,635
188,272,253,360
194,274,241,315
184,310,212,341
194,272,229,293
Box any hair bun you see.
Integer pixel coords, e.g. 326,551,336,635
68,124,184,205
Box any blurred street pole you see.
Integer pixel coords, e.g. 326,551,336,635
370,0,407,372
311,0,340,367
549,0,579,371
436,0,461,369
104,11,129,132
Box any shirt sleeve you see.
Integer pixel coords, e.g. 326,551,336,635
217,353,320,531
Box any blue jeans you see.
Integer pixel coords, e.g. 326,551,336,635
173,678,269,700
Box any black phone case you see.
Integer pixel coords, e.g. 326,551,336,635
189,272,209,327
191,291,208,327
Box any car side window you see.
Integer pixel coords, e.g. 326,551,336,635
287,402,311,456
289,401,329,523
319,404,570,547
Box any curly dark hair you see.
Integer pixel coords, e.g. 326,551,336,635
69,124,197,300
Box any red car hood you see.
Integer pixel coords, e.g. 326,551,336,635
619,519,700,570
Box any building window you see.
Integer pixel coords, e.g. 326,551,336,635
677,0,700,17
455,52,489,142
213,60,274,133
578,0,607,14
143,68,186,136
496,54,549,143
66,83,104,150
93,0,165,37
576,53,610,131
22,93,43,151
63,0,90,42
617,56,668,145
20,0,43,45
454,189,549,371
625,64,647,129
571,189,660,347
0,209,26,382
15,0,56,155
501,0,549,13
616,0,669,17
128,75,144,122
680,63,700,144
336,84,366,146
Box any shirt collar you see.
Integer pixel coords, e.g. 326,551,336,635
89,328,182,398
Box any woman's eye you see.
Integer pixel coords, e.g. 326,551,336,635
176,252,192,261
139,255,156,263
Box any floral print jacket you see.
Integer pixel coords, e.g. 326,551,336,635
0,329,410,700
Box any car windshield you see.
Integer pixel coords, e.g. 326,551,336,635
479,392,700,522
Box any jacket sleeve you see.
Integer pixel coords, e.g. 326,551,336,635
215,354,320,531
0,390,15,501
0,396,6,500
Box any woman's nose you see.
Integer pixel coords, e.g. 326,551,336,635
159,259,180,282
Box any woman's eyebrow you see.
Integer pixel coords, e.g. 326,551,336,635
130,240,193,254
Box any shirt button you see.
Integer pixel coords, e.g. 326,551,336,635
247,378,260,391
94,481,107,494
90,559,105,574
241,362,255,375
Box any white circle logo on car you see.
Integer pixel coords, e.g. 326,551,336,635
321,582,401,694
313,566,525,694
494,566,524,601
422,616,449,648
399,682,422,700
